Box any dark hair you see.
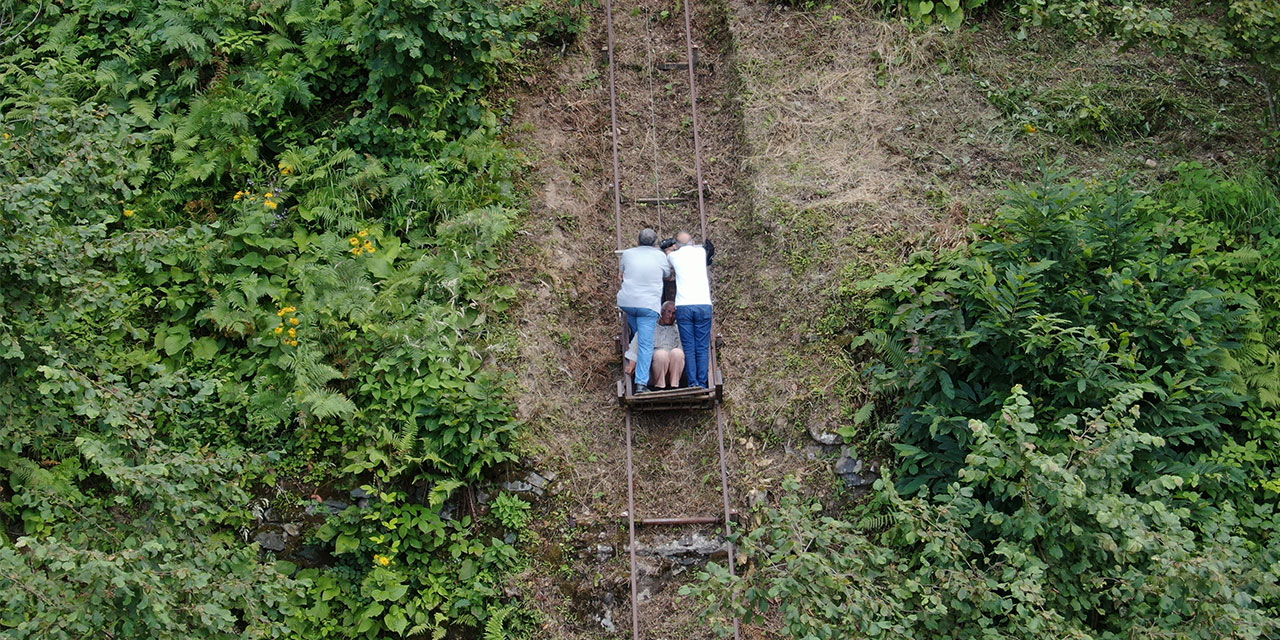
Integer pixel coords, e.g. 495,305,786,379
638,228,658,246
659,238,676,251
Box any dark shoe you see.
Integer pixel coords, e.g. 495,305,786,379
635,384,651,394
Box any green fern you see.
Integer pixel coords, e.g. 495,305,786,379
482,606,511,640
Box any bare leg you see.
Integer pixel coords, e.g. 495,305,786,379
668,348,684,388
650,350,670,388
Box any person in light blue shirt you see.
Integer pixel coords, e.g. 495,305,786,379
616,228,672,393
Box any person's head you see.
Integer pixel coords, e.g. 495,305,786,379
659,301,676,325
675,231,693,246
638,228,658,247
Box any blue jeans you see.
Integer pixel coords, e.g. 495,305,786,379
620,307,660,386
676,305,713,388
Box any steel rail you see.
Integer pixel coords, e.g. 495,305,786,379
604,1,640,636
681,0,709,241
605,0,624,253
714,402,741,640
605,0,739,638
679,0,740,636
624,408,641,640
643,10,664,236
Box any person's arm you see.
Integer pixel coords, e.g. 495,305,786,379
664,255,675,281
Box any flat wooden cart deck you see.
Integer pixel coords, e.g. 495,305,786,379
616,314,723,411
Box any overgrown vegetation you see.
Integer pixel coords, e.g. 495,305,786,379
0,0,577,637
885,0,1279,163
686,169,1280,637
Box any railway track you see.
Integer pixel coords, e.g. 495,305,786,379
602,0,740,637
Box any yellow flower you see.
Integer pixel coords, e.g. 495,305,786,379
352,246,363,255
265,201,278,210
289,339,299,346
289,317,299,325
349,237,360,246
375,555,390,567
1023,123,1038,133
123,209,135,217
277,309,286,316
287,328,297,337
363,241,374,250
264,192,274,199
4,133,10,139
285,306,296,313
233,192,243,201
274,326,284,334
358,230,368,238
366,245,377,253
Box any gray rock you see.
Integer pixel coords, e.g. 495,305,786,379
834,456,862,476
597,607,617,632
350,487,372,500
502,480,542,496
640,533,727,559
807,423,840,446
503,532,517,544
842,473,875,487
282,523,301,538
542,470,558,482
595,544,615,561
476,489,491,505
525,472,548,489
834,456,878,487
747,489,768,510
324,499,350,513
254,531,286,552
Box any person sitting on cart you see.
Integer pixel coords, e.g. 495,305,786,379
623,301,684,390
667,231,714,389
617,228,671,394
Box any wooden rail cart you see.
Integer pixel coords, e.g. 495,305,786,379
615,312,723,411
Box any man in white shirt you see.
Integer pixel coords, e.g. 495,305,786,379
616,228,672,393
667,231,713,389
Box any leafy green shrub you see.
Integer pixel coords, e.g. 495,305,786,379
0,428,295,639
1159,162,1280,237
0,0,573,635
857,169,1255,493
294,487,528,639
491,492,533,530
683,388,1280,638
